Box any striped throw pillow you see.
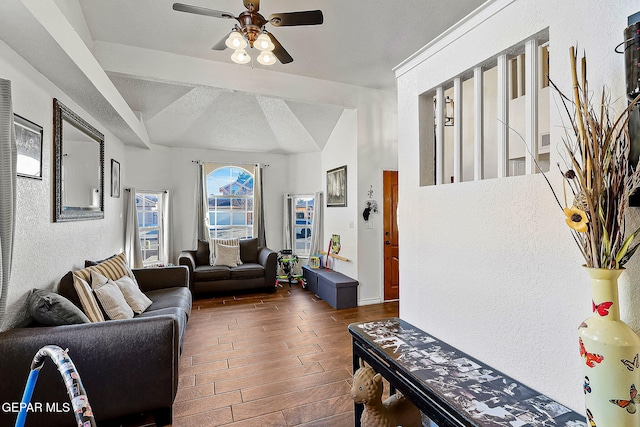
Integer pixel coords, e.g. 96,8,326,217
72,253,138,321
209,238,242,265
73,252,138,286
72,276,104,323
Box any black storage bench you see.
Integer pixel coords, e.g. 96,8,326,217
302,265,358,309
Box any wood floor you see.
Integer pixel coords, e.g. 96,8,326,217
167,284,398,427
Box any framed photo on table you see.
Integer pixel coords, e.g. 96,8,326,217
14,114,43,179
110,159,120,198
326,165,347,207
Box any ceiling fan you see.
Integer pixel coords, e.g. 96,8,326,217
172,0,324,65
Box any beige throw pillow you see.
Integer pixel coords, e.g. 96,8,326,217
114,275,152,314
213,243,240,267
92,275,134,321
209,238,242,265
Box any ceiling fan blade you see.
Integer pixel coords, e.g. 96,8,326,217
267,33,293,64
211,32,231,50
269,10,323,27
172,3,234,20
243,0,260,12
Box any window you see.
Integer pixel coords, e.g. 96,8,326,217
205,166,254,239
136,192,164,266
294,196,314,257
422,34,550,185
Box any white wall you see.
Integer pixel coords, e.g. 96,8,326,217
356,90,399,305
397,0,639,413
1,39,127,330
321,110,358,279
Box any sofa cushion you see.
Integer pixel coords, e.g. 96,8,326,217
73,252,140,287
240,238,259,264
28,289,90,326
209,237,242,265
213,244,240,267
73,276,105,323
115,275,153,314
84,253,117,268
92,276,135,320
196,239,209,266
230,263,265,280
194,265,231,281
145,287,192,316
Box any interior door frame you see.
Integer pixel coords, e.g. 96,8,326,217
382,169,399,301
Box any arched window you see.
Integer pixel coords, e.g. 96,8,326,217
205,166,254,239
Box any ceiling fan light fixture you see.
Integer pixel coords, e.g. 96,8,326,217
255,33,275,51
231,49,251,64
257,50,276,65
225,31,247,50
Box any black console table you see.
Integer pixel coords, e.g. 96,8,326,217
349,318,587,427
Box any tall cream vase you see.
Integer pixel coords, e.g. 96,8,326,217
578,268,640,426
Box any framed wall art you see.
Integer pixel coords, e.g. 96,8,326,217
110,159,120,198
326,165,347,207
14,114,43,179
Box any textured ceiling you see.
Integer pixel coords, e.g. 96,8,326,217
0,0,486,153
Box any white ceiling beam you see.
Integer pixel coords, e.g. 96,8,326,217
93,41,367,110
21,0,151,148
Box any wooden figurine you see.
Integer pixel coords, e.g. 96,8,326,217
350,360,423,427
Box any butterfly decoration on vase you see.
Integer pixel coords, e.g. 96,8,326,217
592,300,613,316
586,409,596,427
579,338,604,367
584,376,591,394
622,354,639,372
610,384,640,414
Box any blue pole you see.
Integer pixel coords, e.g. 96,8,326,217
15,369,40,427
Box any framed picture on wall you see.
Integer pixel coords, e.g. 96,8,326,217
326,165,347,207
14,114,43,179
111,159,120,198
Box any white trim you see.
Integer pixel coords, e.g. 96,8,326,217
497,54,509,178
453,78,463,183
358,297,383,306
435,87,445,185
393,0,518,79
525,39,539,175
474,67,484,181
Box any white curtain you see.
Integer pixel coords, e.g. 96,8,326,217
124,188,143,268
0,78,16,328
253,164,266,247
161,190,172,264
193,163,208,247
309,191,324,256
282,194,295,251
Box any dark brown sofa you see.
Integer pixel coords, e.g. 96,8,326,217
0,266,191,427
178,238,277,295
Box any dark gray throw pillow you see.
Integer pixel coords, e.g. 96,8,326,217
196,239,210,266
240,238,259,264
29,289,90,326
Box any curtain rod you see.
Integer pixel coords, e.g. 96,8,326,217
191,160,270,167
125,188,168,193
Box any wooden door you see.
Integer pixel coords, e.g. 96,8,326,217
383,171,399,301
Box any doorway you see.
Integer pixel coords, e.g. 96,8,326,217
383,170,399,301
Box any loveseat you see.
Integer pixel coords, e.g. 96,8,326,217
0,264,191,427
178,237,277,295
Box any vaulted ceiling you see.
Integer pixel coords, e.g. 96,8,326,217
0,0,486,153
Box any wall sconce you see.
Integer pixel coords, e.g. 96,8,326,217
434,96,454,126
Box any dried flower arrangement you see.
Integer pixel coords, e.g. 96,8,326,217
549,46,640,269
